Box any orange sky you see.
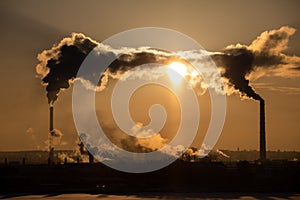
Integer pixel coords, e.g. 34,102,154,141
0,0,299,151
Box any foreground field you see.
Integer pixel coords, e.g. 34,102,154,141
1,193,300,200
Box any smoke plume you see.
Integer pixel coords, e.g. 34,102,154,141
57,136,90,163
211,26,299,100
26,127,41,150
35,26,300,161
50,128,63,138
182,147,230,162
36,26,299,103
36,33,98,104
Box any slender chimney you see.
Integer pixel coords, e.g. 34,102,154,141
50,106,54,133
260,99,266,161
49,106,54,163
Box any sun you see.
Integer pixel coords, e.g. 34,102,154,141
168,62,187,76
166,62,187,84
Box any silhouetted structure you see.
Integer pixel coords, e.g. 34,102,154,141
260,99,266,161
48,106,54,164
1,159,299,193
88,152,94,163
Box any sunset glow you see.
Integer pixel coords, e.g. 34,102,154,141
1,1,300,194
167,62,188,84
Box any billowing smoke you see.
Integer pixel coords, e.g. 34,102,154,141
182,147,230,162
36,33,98,104
211,26,299,100
57,136,90,163
212,48,262,100
215,149,230,158
50,128,63,137
49,128,66,147
36,33,182,104
104,122,169,153
182,147,201,161
26,127,41,150
120,122,168,153
36,26,299,103
36,27,299,160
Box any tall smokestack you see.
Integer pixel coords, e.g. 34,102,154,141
260,99,266,161
50,106,54,134
49,106,54,163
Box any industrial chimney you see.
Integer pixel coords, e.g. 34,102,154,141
48,106,54,164
259,99,266,161
50,106,54,133
49,106,54,150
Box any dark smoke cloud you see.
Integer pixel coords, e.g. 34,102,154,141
36,26,299,103
108,51,174,73
211,26,299,100
36,33,180,104
36,33,97,104
212,48,262,100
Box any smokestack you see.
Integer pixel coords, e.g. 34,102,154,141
48,106,54,163
260,99,266,161
50,106,54,133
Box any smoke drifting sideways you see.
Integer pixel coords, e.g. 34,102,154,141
35,27,300,160
36,33,98,105
36,26,300,104
211,26,299,101
36,33,181,104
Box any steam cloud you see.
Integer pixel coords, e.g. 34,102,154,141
36,26,300,103
182,147,230,162
58,136,90,163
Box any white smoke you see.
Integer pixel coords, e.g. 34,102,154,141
216,149,230,158
26,127,41,150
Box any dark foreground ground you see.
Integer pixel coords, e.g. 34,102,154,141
0,193,300,200
0,160,299,195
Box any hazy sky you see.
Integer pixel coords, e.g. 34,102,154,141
0,0,299,151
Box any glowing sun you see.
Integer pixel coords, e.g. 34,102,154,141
167,62,187,84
